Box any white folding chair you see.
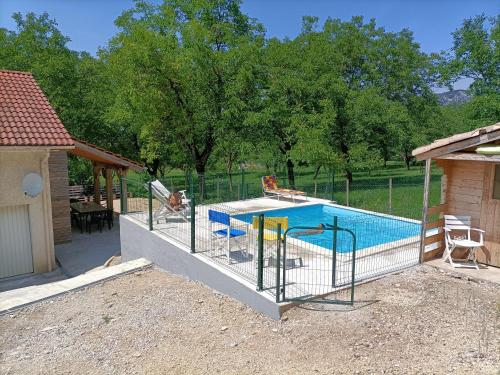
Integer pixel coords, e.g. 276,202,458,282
443,215,483,269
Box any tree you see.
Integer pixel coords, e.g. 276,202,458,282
311,17,437,178
435,15,499,138
348,143,384,175
249,35,318,188
441,15,499,95
0,12,125,183
104,0,265,194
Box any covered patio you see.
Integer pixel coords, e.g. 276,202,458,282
48,138,144,245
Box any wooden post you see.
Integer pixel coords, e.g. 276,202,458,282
118,168,128,214
440,173,447,205
346,179,349,207
388,177,392,214
105,168,114,211
419,159,432,263
93,163,101,203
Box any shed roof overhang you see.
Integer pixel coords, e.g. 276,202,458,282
69,138,144,172
435,152,500,163
412,122,500,161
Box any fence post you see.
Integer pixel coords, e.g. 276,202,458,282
388,177,393,214
331,216,338,287
189,170,194,200
199,173,204,204
148,181,153,231
190,195,196,253
275,223,282,303
189,172,196,253
237,184,241,200
350,233,357,305
282,230,287,302
331,169,335,202
346,179,350,206
257,214,264,291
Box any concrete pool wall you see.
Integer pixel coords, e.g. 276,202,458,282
120,197,423,317
120,214,292,319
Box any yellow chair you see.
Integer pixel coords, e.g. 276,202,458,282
252,216,288,241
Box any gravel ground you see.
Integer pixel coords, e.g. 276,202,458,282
0,265,498,375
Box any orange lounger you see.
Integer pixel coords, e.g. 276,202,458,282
261,175,307,202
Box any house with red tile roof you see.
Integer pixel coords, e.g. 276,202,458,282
0,70,142,279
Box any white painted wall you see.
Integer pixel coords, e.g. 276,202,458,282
0,149,55,276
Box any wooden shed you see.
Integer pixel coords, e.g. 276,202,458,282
413,122,500,267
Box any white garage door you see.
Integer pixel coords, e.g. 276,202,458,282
0,205,33,279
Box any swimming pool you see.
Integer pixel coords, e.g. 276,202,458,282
234,204,420,252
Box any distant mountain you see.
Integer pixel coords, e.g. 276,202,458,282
437,90,471,106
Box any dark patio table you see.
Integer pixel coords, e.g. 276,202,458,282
70,201,107,234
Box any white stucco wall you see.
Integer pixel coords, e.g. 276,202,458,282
0,149,55,274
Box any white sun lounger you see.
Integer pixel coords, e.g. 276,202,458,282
146,180,190,223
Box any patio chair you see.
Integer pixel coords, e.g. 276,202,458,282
443,215,483,269
251,216,288,241
261,175,307,202
149,180,189,223
251,216,302,268
209,209,248,264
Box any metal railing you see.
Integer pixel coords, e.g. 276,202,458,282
118,169,437,304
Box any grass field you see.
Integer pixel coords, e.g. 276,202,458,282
124,161,442,219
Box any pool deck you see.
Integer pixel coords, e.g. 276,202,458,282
126,196,421,301
427,258,500,285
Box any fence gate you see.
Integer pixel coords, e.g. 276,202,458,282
276,219,356,305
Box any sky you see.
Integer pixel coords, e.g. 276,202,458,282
1,0,498,90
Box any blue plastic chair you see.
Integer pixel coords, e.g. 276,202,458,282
208,209,247,263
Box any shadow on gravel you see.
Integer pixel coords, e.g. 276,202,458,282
296,299,379,313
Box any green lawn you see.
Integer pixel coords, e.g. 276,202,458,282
124,161,442,220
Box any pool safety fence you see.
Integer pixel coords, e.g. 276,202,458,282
122,167,441,221
120,178,422,304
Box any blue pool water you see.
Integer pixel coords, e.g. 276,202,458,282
234,204,420,252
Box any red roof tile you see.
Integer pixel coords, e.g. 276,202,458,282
0,70,74,147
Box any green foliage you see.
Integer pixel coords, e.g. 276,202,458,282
103,0,265,179
348,143,384,174
440,15,499,95
67,155,93,186
0,4,497,189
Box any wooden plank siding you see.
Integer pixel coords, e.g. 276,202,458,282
435,160,500,266
48,151,72,244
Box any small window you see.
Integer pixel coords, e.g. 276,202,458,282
493,165,500,199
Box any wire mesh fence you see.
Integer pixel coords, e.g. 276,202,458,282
119,165,440,304
127,168,441,220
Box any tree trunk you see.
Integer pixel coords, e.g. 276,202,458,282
145,158,160,177
227,157,233,192
313,165,321,180
195,163,207,200
286,159,296,188
404,152,412,170
340,141,353,183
